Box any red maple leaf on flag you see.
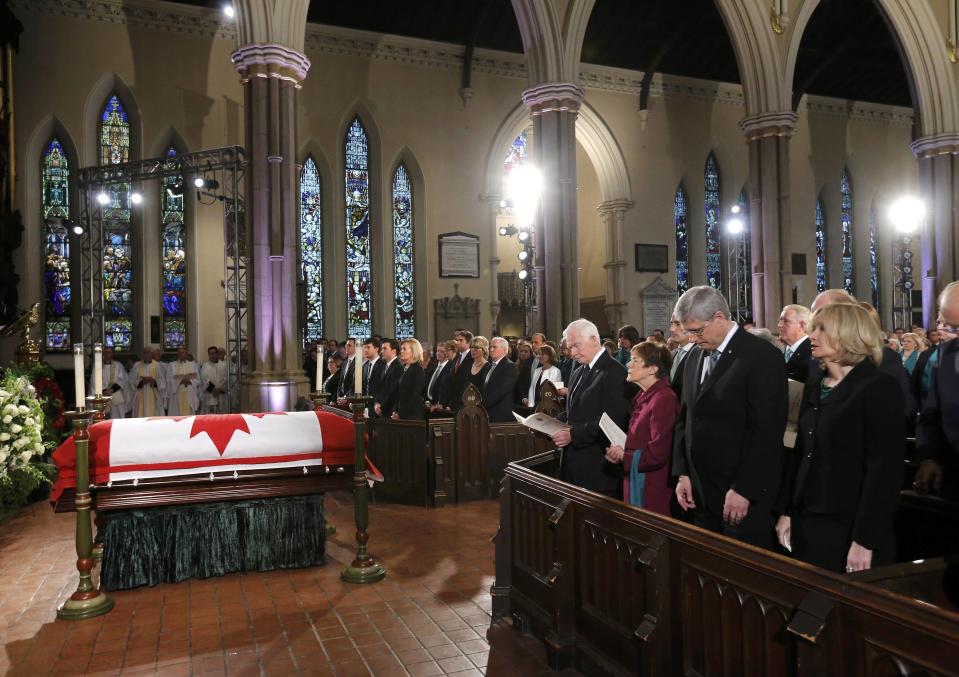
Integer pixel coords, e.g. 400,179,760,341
188,414,252,455
247,412,288,419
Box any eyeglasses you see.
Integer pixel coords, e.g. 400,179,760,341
682,319,713,337
937,318,959,334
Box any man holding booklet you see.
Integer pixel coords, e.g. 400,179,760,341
548,319,636,497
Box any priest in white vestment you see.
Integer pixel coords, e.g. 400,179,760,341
88,346,130,419
130,346,168,417
200,345,228,413
166,347,200,415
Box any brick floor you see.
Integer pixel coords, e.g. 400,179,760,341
0,493,580,676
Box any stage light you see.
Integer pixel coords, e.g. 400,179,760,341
194,177,206,188
506,165,542,227
726,217,744,235
518,230,529,242
517,250,529,261
167,181,185,198
730,204,741,215
130,191,143,205
66,220,84,236
517,269,529,280
499,200,508,209
499,227,508,236
223,4,234,18
889,196,925,233
96,192,110,205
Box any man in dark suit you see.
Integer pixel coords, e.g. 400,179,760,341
673,286,787,549
426,341,455,412
483,337,519,422
449,330,474,411
668,314,693,400
915,281,959,498
337,338,357,401
374,339,403,418
778,304,813,383
550,319,635,497
361,337,383,412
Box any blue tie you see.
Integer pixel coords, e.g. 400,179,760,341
785,347,793,363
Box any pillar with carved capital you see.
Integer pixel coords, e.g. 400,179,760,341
909,134,959,325
598,200,633,335
232,43,311,412
739,111,797,327
481,193,504,334
523,83,584,340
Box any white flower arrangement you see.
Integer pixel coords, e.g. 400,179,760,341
0,373,49,481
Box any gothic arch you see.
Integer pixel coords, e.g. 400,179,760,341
148,126,190,159
785,0,959,139
483,102,631,205
510,0,595,85
82,72,142,166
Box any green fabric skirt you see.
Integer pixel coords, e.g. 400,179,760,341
100,494,327,591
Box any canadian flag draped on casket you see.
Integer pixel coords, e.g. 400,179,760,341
51,410,381,503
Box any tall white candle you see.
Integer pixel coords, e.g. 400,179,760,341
355,351,363,396
316,347,324,392
73,343,85,409
93,343,103,394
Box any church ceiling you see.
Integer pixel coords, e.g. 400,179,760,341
171,0,912,108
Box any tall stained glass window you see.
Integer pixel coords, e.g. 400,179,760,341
869,204,880,313
815,197,827,292
674,184,689,293
345,117,372,340
99,94,133,349
704,153,722,289
301,157,323,344
392,164,415,339
161,146,186,350
504,130,528,173
42,137,71,351
840,168,854,295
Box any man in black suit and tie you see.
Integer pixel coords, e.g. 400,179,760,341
550,319,634,497
374,339,403,418
361,338,384,409
778,304,813,383
426,340,455,412
449,330,474,411
483,337,519,422
337,338,358,402
915,281,959,498
673,286,787,549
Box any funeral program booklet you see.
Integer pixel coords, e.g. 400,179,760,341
599,413,627,449
513,411,570,436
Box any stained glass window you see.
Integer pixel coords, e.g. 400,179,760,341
161,146,186,350
99,94,133,349
504,130,528,174
840,168,854,295
300,156,323,343
705,153,722,290
42,137,71,351
393,164,415,339
869,204,880,313
345,117,372,340
674,184,689,293
815,197,827,292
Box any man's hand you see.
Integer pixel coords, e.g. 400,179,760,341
551,429,572,448
722,488,750,526
913,460,943,495
374,402,382,416
846,541,873,572
557,387,569,397
390,412,399,420
775,515,791,551
675,475,696,510
605,445,625,463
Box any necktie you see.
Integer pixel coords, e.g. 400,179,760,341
784,347,793,363
670,345,686,380
701,350,720,383
485,360,497,385
427,362,443,399
570,365,590,404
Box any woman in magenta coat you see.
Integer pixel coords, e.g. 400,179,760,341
605,341,679,515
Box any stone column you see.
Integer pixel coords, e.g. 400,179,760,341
909,134,959,325
523,83,584,339
481,193,503,334
232,43,311,412
598,199,633,334
738,111,797,327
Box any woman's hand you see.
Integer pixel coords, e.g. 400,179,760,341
390,412,399,420
521,398,529,406
845,541,873,573
775,515,791,551
557,387,568,396
605,445,624,463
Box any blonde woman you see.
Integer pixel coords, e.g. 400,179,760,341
900,332,922,376
392,339,426,421
775,303,905,574
468,336,491,393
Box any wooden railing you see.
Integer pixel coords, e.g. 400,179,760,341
494,451,959,676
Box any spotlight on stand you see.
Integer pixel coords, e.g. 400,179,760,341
96,191,110,205
167,180,185,198
498,225,518,237
726,217,744,235
517,250,529,261
223,4,235,19
518,229,529,242
130,192,143,205
63,219,84,236
517,269,529,281
193,176,205,188
889,196,925,233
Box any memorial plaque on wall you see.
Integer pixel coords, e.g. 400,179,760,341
634,243,669,273
640,276,677,336
439,232,480,278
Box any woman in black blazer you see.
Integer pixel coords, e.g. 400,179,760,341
775,303,905,574
392,339,427,421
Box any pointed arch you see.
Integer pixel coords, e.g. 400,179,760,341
674,182,689,294
300,154,324,343
815,195,827,293
704,152,722,290
388,147,427,341
82,73,141,165
343,114,373,340
148,126,190,160
840,167,854,295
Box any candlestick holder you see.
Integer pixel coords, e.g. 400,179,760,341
309,390,336,538
57,407,114,620
341,395,386,584
87,395,110,561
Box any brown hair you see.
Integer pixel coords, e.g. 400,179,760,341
631,341,672,378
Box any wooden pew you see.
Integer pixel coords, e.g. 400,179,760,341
494,451,959,675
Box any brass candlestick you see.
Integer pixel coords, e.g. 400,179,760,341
57,406,114,620
310,390,336,538
341,395,386,584
87,394,109,561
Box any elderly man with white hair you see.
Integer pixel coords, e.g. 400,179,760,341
550,319,635,497
482,337,519,422
672,286,787,550
778,304,813,383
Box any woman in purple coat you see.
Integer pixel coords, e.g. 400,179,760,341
605,341,679,515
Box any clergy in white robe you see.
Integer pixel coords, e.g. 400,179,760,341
166,347,200,415
87,346,130,419
130,346,168,417
200,346,229,413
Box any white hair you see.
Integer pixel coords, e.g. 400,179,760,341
674,286,730,323
563,319,600,341
940,281,959,307
782,304,812,327
490,336,509,350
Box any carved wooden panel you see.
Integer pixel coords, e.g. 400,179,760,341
489,424,537,497
510,489,562,624
534,380,564,418
430,421,456,506
368,420,430,506
456,385,490,501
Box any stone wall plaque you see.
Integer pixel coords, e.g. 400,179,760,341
439,231,480,278
640,276,677,336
